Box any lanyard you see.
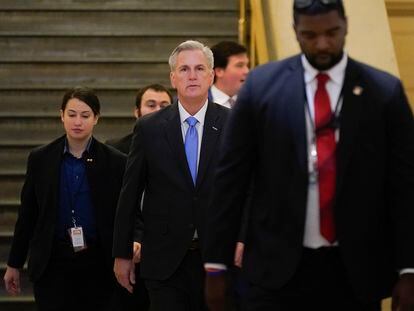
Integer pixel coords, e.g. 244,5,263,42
304,91,343,134
304,86,344,184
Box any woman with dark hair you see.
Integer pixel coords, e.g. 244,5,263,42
3,86,126,311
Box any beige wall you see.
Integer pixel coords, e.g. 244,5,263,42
387,0,414,108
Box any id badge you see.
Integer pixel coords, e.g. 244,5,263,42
69,227,87,252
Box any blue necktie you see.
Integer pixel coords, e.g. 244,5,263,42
185,116,198,185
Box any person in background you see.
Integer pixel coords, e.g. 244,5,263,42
204,1,414,310
108,85,172,310
113,40,230,311
3,87,126,311
209,41,249,109
210,41,250,310
107,84,173,154
211,40,250,268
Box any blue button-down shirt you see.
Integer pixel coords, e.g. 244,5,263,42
56,138,97,242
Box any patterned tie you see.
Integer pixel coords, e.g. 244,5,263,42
314,73,336,243
185,116,199,185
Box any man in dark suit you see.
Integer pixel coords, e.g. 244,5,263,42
107,84,173,154
113,40,230,311
107,84,172,311
204,1,414,310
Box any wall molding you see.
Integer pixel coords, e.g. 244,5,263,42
386,1,414,15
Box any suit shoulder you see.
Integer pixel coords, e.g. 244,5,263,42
351,59,401,90
29,135,65,159
106,134,132,154
211,102,231,116
97,140,127,163
136,105,169,128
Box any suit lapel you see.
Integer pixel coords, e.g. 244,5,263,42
196,102,222,188
336,59,364,192
84,137,104,208
43,136,65,223
163,103,195,189
286,57,308,174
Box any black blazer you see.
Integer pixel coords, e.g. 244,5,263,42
7,135,127,282
204,55,414,301
106,133,133,155
113,102,229,280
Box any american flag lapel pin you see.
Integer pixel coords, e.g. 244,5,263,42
353,86,363,96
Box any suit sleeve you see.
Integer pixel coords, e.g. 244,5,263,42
8,152,39,268
387,80,414,269
237,179,254,242
204,76,256,266
113,120,146,259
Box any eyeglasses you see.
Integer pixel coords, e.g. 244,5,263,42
294,0,340,9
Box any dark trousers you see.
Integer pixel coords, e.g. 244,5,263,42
229,266,248,311
33,241,115,311
113,263,150,311
145,249,207,311
244,247,381,311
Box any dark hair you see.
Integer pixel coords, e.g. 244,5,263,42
61,86,100,115
135,84,173,109
293,0,346,24
211,41,247,70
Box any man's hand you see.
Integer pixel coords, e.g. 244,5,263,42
114,258,135,293
4,266,21,295
392,273,414,311
133,242,141,263
205,273,227,311
234,242,245,268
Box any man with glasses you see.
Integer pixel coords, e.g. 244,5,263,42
204,1,414,310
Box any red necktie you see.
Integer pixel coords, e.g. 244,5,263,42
314,73,336,243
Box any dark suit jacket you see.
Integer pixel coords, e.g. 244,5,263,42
113,101,229,280
7,135,127,282
204,55,414,301
106,133,133,155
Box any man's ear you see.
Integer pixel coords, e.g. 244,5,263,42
170,71,176,89
134,108,140,119
214,67,225,79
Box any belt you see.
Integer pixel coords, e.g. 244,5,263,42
189,239,199,250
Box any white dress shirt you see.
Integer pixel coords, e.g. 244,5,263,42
178,100,209,240
178,100,208,168
302,53,347,248
210,84,237,109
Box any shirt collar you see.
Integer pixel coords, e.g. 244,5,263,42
178,99,209,126
210,85,237,105
301,52,348,86
63,136,93,157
